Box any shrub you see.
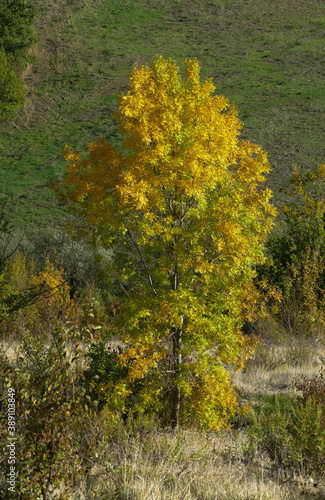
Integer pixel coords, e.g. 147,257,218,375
22,224,115,292
0,0,36,65
0,326,98,499
295,359,325,420
0,252,71,338
83,340,164,423
0,47,25,121
249,388,325,475
258,165,325,336
83,341,129,413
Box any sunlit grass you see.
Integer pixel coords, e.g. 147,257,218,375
0,0,324,225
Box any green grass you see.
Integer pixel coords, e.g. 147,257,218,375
0,0,324,225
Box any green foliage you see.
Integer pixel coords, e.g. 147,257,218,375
0,0,36,64
0,326,97,499
83,341,166,423
0,250,70,331
0,0,35,122
0,47,25,122
258,166,325,335
249,390,325,475
83,342,129,412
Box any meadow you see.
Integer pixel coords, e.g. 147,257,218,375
0,0,324,224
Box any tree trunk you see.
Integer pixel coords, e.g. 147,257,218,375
170,245,183,429
171,317,183,429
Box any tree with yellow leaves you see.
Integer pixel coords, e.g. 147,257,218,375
52,56,276,430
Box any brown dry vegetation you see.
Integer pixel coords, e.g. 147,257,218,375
66,330,324,500
1,314,324,499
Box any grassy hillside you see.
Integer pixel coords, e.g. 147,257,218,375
0,0,324,225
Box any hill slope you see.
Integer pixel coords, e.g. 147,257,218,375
0,0,324,225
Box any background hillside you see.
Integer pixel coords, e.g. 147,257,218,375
0,0,324,225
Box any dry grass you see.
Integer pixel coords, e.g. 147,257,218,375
2,318,325,499
233,331,325,400
62,328,324,499
67,417,325,499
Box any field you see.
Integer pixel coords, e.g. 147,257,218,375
2,327,324,499
65,333,324,499
0,0,324,224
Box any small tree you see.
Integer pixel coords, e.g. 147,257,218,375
0,0,36,65
52,56,276,430
0,0,36,121
258,165,325,335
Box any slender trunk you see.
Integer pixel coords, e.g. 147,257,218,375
170,230,183,429
171,317,183,429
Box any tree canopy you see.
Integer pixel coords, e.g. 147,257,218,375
53,55,276,430
0,0,36,122
0,0,36,64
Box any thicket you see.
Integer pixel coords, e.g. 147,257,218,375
0,219,115,498
246,166,325,477
0,0,36,121
249,366,325,475
258,164,325,336
0,47,25,121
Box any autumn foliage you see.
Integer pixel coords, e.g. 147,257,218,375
52,56,276,430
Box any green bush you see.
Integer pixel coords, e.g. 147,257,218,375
249,391,325,475
0,47,25,121
83,341,168,423
0,0,36,65
83,341,129,412
0,0,36,121
258,166,325,335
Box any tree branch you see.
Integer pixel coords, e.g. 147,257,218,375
126,228,158,297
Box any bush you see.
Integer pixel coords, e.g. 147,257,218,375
0,47,25,121
0,251,71,338
83,341,129,413
249,384,325,475
295,360,325,419
21,224,115,294
0,0,36,65
258,166,325,336
0,326,98,499
0,0,36,121
83,341,162,423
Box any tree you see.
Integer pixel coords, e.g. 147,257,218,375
258,164,325,335
0,0,36,121
52,56,276,430
0,0,36,65
0,201,69,327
